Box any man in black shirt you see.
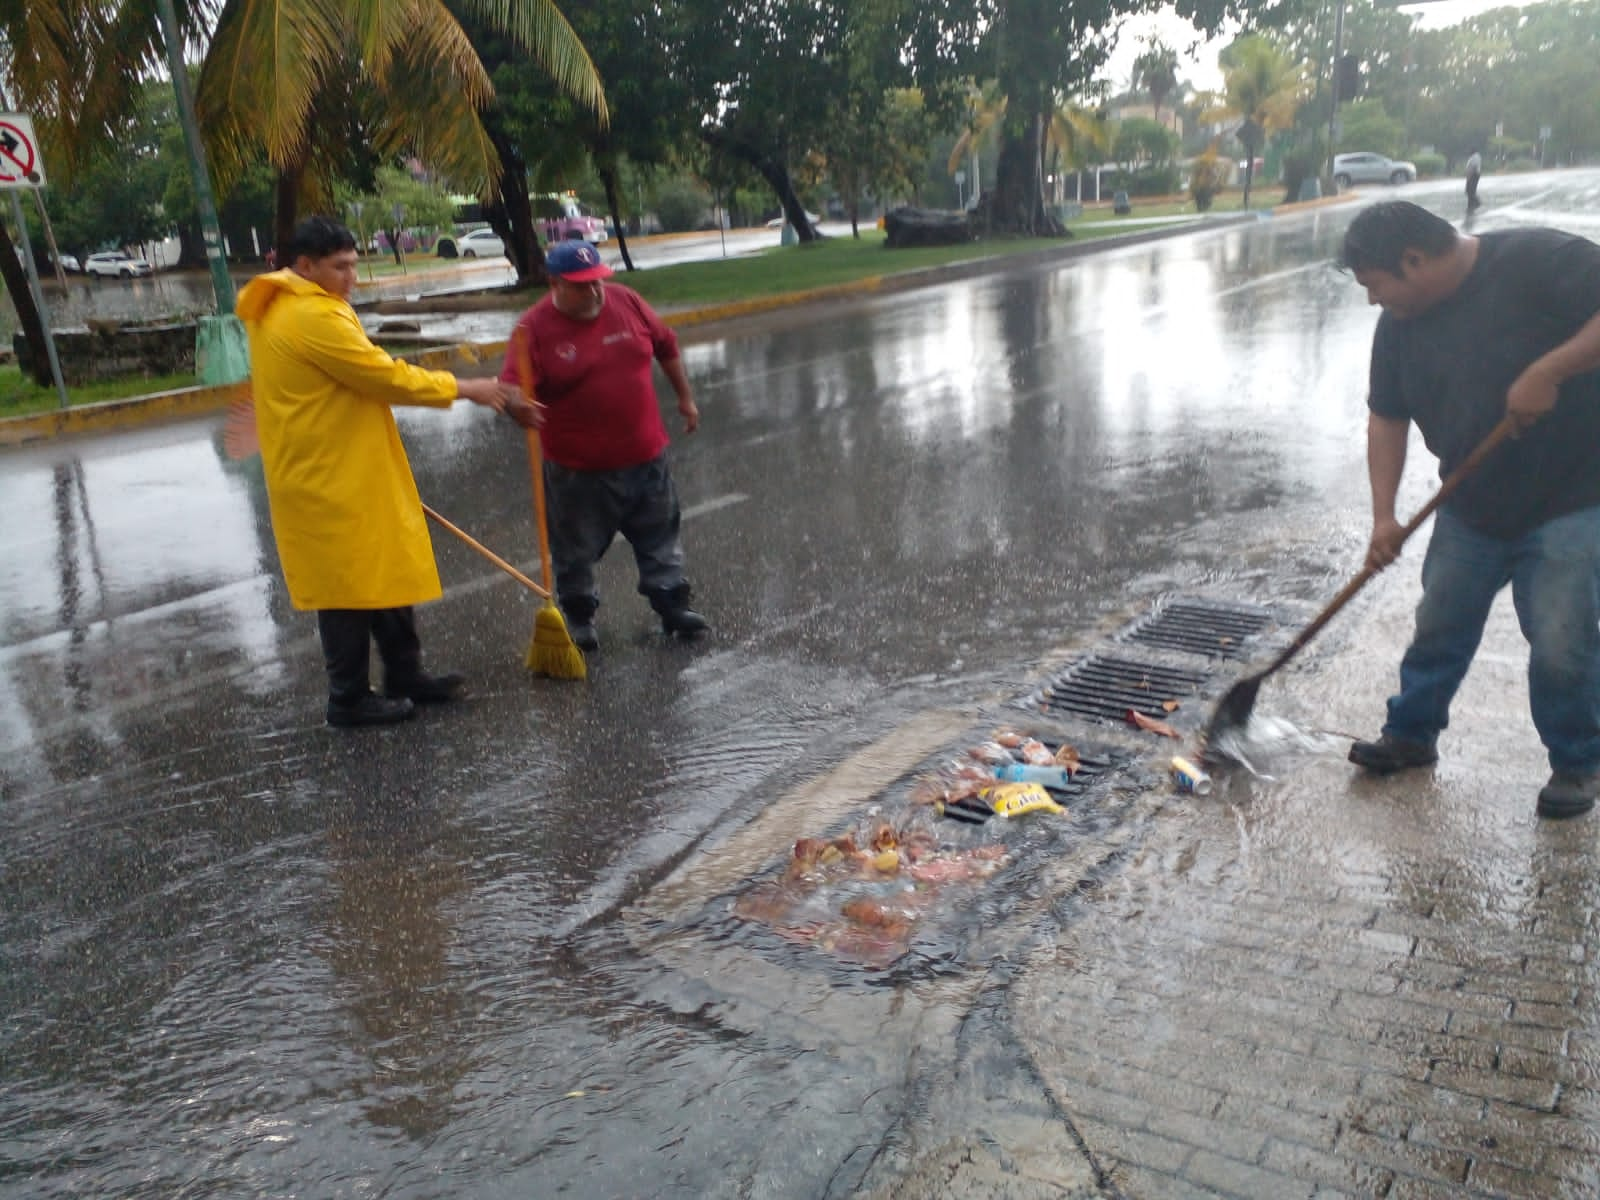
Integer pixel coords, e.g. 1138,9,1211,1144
1340,201,1600,818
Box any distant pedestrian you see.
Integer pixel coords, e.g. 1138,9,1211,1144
1465,150,1482,212
499,239,706,653
1340,201,1600,818
237,216,534,727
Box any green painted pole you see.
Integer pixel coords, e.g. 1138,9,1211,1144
154,0,234,312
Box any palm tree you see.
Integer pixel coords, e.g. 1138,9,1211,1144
192,0,607,260
1216,35,1304,209
1132,39,1180,130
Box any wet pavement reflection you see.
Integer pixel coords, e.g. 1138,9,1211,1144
4,173,1599,1197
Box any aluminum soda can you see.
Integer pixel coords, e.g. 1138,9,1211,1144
1170,756,1213,796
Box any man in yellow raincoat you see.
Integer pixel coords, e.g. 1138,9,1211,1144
237,216,528,727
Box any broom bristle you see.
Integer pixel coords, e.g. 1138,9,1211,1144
526,602,587,680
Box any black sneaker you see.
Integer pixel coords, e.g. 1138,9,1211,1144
1348,734,1438,773
660,607,709,637
568,622,600,653
384,672,466,703
1537,770,1599,819
327,693,416,727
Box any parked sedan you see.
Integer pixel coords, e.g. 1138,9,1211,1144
1332,152,1417,188
84,251,153,279
454,227,505,258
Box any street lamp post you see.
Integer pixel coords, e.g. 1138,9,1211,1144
1326,0,1346,185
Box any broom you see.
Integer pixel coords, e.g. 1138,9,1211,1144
514,330,588,679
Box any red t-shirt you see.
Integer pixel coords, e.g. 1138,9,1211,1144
501,284,680,471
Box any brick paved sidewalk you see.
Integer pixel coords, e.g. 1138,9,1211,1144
1011,573,1600,1198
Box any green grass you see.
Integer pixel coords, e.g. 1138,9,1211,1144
0,365,198,419
621,224,1151,310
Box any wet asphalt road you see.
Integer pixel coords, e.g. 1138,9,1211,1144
4,171,1599,1199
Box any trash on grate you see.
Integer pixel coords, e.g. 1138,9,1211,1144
1126,708,1182,739
909,732,1111,823
731,816,1009,968
984,782,1064,818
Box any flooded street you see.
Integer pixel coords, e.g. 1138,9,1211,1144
5,172,1600,1198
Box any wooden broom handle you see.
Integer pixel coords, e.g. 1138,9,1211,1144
1263,413,1517,673
515,331,557,597
420,503,550,598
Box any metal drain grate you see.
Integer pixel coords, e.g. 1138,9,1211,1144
1036,655,1210,724
1124,599,1272,659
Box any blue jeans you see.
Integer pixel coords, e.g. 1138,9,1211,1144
1384,504,1600,772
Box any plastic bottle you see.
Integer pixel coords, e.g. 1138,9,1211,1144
992,762,1075,790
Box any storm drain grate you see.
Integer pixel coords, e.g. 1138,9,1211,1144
1123,599,1272,659
1036,655,1210,725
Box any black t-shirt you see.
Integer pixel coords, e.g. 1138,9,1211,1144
1367,227,1600,539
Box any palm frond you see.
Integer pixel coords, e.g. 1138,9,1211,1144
454,0,607,124
196,0,346,183
371,40,501,195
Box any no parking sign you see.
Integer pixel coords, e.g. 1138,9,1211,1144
0,114,45,187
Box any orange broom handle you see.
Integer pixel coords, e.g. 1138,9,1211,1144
420,503,550,598
515,330,557,597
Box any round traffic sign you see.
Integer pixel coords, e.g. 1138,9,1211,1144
0,115,43,186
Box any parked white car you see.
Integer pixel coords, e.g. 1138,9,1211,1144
453,227,505,258
85,251,153,278
1332,152,1417,188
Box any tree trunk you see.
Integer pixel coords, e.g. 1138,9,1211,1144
273,165,301,263
598,163,635,272
483,123,543,285
0,233,51,386
976,96,1065,236
175,220,208,269
702,129,819,244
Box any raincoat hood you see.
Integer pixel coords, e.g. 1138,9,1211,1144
236,269,332,327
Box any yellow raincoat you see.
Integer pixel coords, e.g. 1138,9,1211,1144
236,269,457,611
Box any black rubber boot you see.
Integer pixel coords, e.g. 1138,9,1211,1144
327,692,416,727
561,595,601,653
1537,770,1599,819
1348,734,1438,773
384,672,466,703
645,583,708,638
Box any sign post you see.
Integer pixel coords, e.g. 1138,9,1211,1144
0,113,69,409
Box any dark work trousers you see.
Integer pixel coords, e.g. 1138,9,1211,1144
544,454,686,614
316,606,423,703
1466,170,1481,209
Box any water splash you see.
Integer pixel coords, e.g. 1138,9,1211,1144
1206,713,1347,778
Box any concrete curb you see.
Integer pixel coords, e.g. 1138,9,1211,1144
0,202,1351,449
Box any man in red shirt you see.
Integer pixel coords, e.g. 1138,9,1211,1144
501,239,706,652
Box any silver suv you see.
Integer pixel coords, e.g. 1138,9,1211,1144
1332,152,1417,188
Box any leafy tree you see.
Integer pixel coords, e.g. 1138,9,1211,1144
465,0,688,277
1335,99,1403,157
346,165,457,264
819,88,933,237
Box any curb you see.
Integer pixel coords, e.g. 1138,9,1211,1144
0,203,1350,449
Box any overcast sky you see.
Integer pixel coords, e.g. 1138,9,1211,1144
1105,0,1542,95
